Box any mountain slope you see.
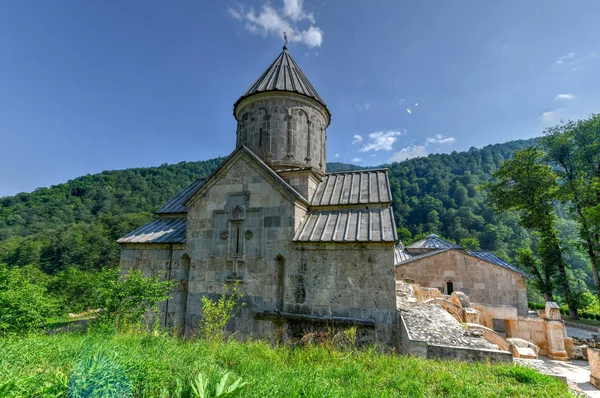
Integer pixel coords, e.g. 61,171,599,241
0,138,544,274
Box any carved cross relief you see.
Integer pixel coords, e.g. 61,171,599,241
211,193,263,262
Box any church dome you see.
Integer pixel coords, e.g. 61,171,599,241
232,45,330,174
233,46,330,121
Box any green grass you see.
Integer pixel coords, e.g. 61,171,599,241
0,330,574,397
564,316,600,328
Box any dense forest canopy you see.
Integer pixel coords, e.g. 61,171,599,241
0,137,592,293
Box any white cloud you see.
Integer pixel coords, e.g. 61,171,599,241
359,130,405,152
354,102,371,111
555,52,598,73
283,0,315,22
229,1,323,48
351,158,362,163
389,145,428,163
389,133,455,163
556,52,576,65
425,134,455,144
398,99,406,105
334,153,339,158
554,93,575,100
541,109,563,124
228,6,244,20
352,134,363,144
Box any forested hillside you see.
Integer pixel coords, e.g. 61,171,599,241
0,137,591,288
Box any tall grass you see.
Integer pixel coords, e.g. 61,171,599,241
0,329,573,397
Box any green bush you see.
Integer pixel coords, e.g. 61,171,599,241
96,269,175,329
46,267,109,314
0,264,58,334
199,283,245,341
528,302,545,310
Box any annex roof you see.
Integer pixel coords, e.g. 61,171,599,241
117,217,186,244
155,178,206,214
406,234,462,250
310,169,392,207
394,246,530,278
394,241,413,264
234,47,329,117
465,250,530,277
293,207,397,243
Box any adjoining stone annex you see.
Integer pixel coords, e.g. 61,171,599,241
117,45,398,345
394,234,529,315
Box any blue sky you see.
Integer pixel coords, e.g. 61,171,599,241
1,1,599,197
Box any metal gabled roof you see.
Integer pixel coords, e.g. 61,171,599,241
155,178,206,214
310,169,392,207
394,241,414,265
117,217,186,244
465,250,530,278
293,207,397,243
234,46,329,115
406,234,462,250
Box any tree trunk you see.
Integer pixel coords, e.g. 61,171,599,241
576,204,600,297
556,257,578,320
544,292,554,302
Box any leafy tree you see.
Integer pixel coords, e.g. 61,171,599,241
518,249,554,301
459,237,481,250
488,147,577,317
542,114,600,297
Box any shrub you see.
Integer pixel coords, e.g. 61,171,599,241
0,264,58,334
46,267,108,314
96,269,175,329
595,314,600,321
199,283,245,341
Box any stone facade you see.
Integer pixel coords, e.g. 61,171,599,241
395,249,528,315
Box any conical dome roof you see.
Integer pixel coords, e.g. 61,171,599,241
234,46,329,115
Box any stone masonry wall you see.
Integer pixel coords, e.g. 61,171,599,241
396,250,528,315
235,96,327,174
290,244,398,345
119,244,188,330
184,153,304,337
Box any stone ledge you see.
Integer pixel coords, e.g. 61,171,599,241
254,311,376,328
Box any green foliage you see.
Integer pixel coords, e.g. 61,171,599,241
489,147,577,315
0,330,573,397
542,114,600,296
68,354,133,398
459,237,481,250
0,264,58,334
199,284,245,341
46,267,110,314
519,249,554,301
191,372,248,398
97,269,175,328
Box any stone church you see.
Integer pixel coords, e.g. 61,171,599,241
118,45,399,344
394,234,529,314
